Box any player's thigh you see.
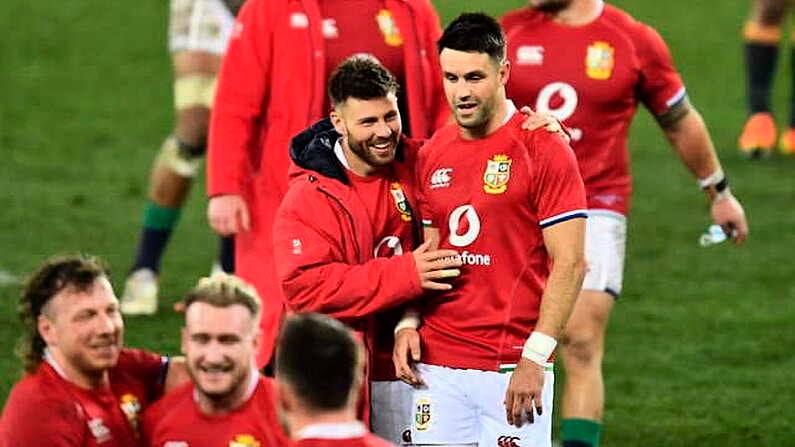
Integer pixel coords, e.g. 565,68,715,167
169,0,235,59
410,363,479,445
750,0,791,25
476,367,555,447
372,380,414,445
581,210,626,298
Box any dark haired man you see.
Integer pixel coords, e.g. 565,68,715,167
394,13,587,447
501,1,749,445
276,313,393,447
205,0,449,369
0,255,178,447
273,54,460,444
141,274,288,447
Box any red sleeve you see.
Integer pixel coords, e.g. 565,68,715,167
0,393,84,447
116,348,167,400
634,23,686,116
273,183,423,320
207,0,272,196
528,131,587,228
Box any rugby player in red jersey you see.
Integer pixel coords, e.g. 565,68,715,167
501,1,749,445
205,0,449,371
276,313,395,447
141,274,288,447
394,13,587,447
0,255,182,447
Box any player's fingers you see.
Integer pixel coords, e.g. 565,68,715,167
419,249,460,263
239,202,251,232
420,279,454,291
409,334,422,362
413,239,433,254
732,218,749,245
424,269,461,279
511,392,526,427
504,389,515,425
531,390,543,418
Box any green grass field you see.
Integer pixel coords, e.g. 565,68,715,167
1,0,794,444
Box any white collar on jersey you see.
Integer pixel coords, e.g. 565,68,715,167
502,99,518,125
333,138,352,170
43,348,70,379
192,366,260,406
295,421,367,440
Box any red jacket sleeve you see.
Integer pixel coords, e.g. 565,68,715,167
273,182,423,320
207,0,273,196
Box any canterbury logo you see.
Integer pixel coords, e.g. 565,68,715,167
497,435,520,447
430,168,452,188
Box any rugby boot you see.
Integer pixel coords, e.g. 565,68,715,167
120,268,158,315
778,128,795,155
738,112,776,158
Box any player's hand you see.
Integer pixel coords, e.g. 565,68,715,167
504,358,545,427
711,192,748,245
393,327,423,386
208,194,250,236
519,106,569,142
413,240,462,290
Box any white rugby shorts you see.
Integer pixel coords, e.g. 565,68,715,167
582,209,627,298
372,380,414,445
409,362,554,446
168,0,235,55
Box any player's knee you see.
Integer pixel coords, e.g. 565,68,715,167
154,135,204,178
174,74,217,110
561,329,603,367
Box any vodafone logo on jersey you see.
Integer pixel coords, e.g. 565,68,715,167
447,205,491,266
516,45,544,65
536,82,583,142
430,168,452,189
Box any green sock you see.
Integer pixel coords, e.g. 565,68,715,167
142,201,181,230
561,418,602,447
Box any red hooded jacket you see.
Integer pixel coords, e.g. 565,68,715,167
207,0,446,367
273,119,424,381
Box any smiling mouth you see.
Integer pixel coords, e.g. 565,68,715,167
199,364,233,374
456,103,478,113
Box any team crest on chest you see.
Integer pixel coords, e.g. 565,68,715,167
483,155,512,194
229,434,261,447
376,10,404,46
390,182,412,222
119,393,142,435
585,41,615,80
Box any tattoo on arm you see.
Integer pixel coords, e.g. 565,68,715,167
655,95,692,129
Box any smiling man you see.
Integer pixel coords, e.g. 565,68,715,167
141,274,288,447
0,254,171,447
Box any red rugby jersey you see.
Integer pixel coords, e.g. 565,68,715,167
416,105,587,371
502,2,685,215
348,169,418,382
0,348,165,447
141,373,288,447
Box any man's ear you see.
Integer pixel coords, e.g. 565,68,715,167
330,105,346,135
37,314,56,347
499,59,511,86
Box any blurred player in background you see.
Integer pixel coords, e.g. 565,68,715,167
206,0,448,368
394,13,587,447
121,0,245,316
273,55,461,444
738,0,795,157
141,274,288,447
0,255,181,447
501,1,750,446
276,313,395,447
